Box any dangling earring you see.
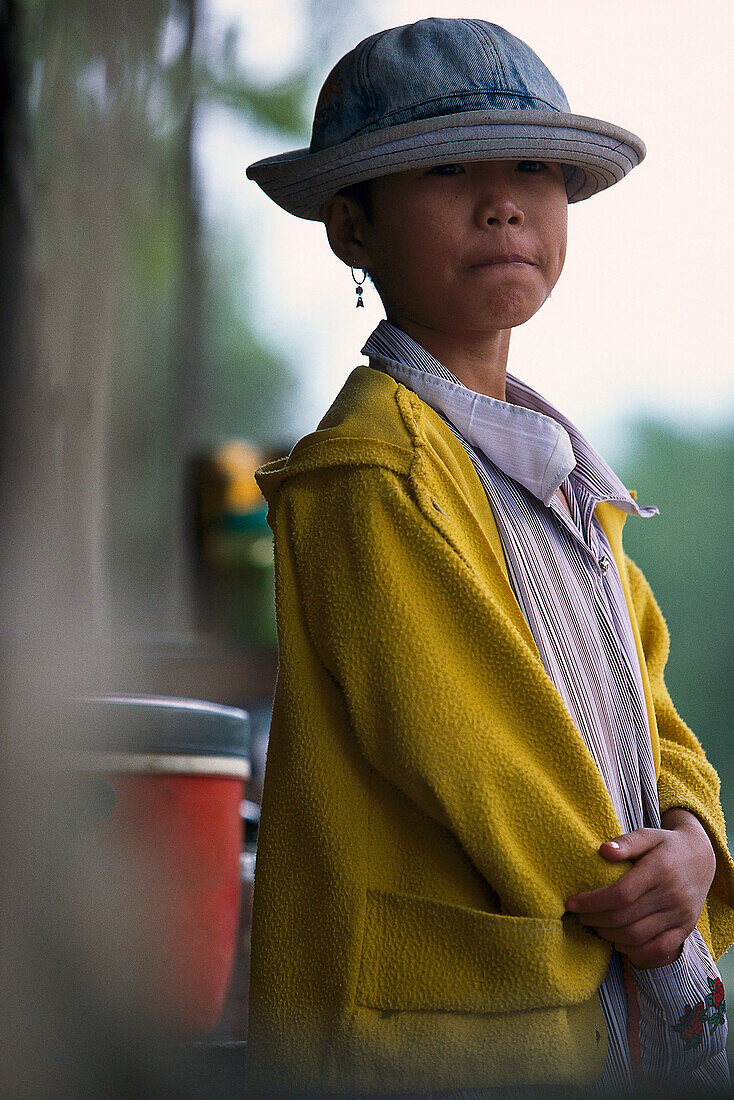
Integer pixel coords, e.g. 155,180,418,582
351,267,367,308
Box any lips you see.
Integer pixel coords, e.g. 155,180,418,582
470,253,536,267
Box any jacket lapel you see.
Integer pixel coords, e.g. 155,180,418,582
594,501,661,777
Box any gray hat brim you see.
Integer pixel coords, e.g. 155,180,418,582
246,109,646,220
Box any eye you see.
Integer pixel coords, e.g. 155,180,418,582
427,163,464,176
516,160,549,173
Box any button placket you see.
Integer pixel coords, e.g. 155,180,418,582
587,510,613,580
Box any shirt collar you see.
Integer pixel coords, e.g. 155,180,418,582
362,320,656,516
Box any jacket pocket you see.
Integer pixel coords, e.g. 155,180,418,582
354,888,608,1014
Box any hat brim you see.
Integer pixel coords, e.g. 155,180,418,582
246,109,645,220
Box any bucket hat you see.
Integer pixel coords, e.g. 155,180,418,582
246,17,646,220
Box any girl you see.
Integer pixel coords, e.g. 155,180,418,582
245,18,734,1096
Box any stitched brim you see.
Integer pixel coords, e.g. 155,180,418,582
246,109,646,220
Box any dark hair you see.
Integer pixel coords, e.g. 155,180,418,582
337,179,373,223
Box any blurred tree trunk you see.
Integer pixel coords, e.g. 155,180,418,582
0,2,67,1092
36,9,123,651
31,0,203,644
169,0,201,632
0,0,28,771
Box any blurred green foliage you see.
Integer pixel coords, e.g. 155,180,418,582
202,231,299,447
616,421,734,827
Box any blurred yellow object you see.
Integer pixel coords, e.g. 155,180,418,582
215,441,264,512
191,441,276,651
195,440,264,537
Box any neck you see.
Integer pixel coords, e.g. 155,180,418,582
386,316,510,400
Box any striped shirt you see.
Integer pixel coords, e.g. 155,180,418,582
362,320,729,1094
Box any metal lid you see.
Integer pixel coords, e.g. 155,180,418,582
64,695,251,760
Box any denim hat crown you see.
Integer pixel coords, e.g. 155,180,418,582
311,19,569,154
247,17,646,220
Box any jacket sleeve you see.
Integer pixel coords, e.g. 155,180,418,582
625,554,734,959
278,460,628,924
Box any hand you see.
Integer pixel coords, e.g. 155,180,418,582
565,809,716,969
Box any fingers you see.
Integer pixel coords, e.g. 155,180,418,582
567,828,671,913
598,828,665,863
581,911,674,950
567,863,655,915
573,886,661,931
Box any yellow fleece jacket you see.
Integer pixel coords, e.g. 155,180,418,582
248,365,734,1095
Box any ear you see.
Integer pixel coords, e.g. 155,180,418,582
321,195,374,270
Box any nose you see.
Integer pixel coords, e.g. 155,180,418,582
474,173,525,229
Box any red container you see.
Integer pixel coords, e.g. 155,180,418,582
71,696,250,1038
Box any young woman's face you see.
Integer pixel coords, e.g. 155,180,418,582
358,159,568,337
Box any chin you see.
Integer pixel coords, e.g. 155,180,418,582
482,294,546,330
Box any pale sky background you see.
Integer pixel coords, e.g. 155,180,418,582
197,0,734,457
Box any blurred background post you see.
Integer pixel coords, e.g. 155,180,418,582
0,0,732,1094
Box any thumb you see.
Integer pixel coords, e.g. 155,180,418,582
599,828,663,862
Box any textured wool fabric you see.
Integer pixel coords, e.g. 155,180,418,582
248,365,734,1096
